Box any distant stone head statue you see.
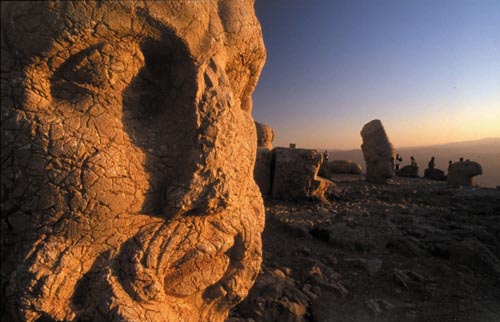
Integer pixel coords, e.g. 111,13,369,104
1,1,266,321
255,121,274,150
360,119,395,184
447,161,483,187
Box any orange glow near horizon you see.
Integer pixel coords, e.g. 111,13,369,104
271,101,500,150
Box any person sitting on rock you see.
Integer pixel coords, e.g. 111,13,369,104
410,156,417,167
448,160,453,170
428,157,435,169
323,150,329,162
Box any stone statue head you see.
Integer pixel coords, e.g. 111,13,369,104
1,1,265,320
447,161,483,186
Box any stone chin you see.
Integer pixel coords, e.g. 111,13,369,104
1,1,265,321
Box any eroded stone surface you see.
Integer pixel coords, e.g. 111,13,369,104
447,161,483,187
360,120,395,184
1,1,266,321
255,121,274,150
271,148,333,200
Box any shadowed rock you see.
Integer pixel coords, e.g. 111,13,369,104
329,160,362,174
399,165,419,178
360,120,395,184
254,122,274,195
424,168,446,181
254,147,272,196
447,161,483,186
1,1,266,321
271,148,334,200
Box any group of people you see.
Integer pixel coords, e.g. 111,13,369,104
395,155,469,172
393,154,417,171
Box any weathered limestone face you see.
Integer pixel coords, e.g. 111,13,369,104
271,148,333,201
447,161,483,187
1,1,265,321
255,121,274,150
360,120,395,184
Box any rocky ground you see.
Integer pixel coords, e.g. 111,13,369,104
228,175,500,322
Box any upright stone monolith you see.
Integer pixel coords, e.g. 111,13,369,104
360,120,395,184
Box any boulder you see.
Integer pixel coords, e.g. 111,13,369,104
360,120,395,184
424,168,446,181
318,162,333,179
271,148,334,200
447,161,482,186
254,147,272,195
399,165,419,178
255,121,274,149
329,160,362,174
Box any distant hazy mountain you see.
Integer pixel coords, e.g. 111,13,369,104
328,138,500,188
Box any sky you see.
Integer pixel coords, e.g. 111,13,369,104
252,0,500,150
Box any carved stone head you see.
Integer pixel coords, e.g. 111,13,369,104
1,1,265,320
360,119,395,184
447,161,483,186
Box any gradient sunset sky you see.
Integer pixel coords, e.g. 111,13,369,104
252,0,500,149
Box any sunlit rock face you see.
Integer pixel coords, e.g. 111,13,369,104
447,161,483,186
0,1,266,321
360,119,395,184
271,148,333,200
255,121,274,150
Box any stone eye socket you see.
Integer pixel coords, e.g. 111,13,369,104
51,44,109,101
